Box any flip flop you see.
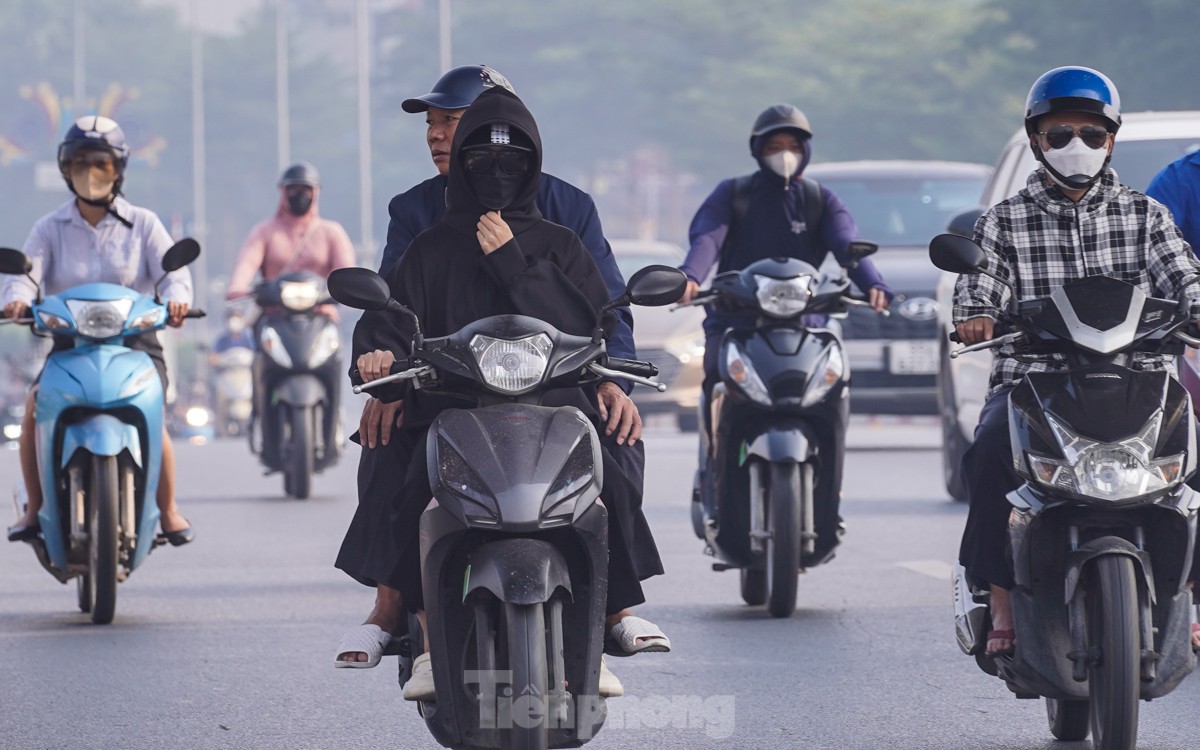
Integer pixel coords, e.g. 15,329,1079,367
986,628,1015,658
606,615,671,657
1191,622,1200,652
334,624,392,669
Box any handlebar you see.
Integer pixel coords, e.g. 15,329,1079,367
184,309,206,319
588,362,665,392
606,357,659,379
353,364,435,395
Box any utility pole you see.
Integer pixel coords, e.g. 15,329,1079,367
190,0,208,318
439,0,451,71
73,0,86,112
356,0,374,265
276,0,290,170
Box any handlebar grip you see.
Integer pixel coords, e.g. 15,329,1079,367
949,331,961,343
606,357,659,378
184,308,207,319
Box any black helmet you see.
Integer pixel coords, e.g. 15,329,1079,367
749,104,813,156
1023,66,1122,136
401,65,517,114
279,161,319,188
57,115,130,196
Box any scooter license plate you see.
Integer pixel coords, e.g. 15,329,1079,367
887,340,938,375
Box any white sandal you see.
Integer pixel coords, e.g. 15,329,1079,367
333,624,392,669
606,615,671,656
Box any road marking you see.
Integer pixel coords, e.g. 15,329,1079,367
897,560,954,580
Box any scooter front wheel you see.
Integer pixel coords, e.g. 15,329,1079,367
504,601,549,750
283,405,314,500
88,454,120,625
766,461,806,618
1087,555,1140,750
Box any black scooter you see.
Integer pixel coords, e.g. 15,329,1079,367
681,244,884,618
934,233,1198,750
251,271,342,499
328,264,685,750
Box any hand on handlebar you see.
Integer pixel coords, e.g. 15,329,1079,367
679,280,701,304
955,316,994,346
868,287,889,313
4,301,29,321
356,349,396,383
167,301,191,327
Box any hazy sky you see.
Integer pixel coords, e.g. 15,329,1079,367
143,0,256,35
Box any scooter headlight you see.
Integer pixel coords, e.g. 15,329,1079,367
435,435,499,523
66,299,133,339
129,308,164,331
541,438,597,519
724,341,771,406
1026,412,1184,501
801,343,845,407
469,333,552,394
754,274,812,318
308,324,340,368
279,280,322,311
37,311,72,331
259,325,293,368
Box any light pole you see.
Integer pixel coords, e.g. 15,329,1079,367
356,0,374,264
73,0,86,111
439,0,451,71
276,0,290,170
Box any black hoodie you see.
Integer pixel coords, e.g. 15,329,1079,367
351,88,614,427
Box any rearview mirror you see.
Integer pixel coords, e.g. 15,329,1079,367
622,265,689,307
946,206,984,239
846,240,879,262
161,238,201,273
327,267,393,311
0,247,32,276
929,233,987,274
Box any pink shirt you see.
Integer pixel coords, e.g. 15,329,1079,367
227,188,357,298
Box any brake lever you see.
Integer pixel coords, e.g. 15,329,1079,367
588,362,666,392
843,296,890,317
353,365,435,394
949,332,1022,359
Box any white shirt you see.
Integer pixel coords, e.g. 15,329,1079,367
1,197,193,307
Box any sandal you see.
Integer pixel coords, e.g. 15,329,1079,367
334,624,392,669
986,628,1015,658
605,615,671,657
1191,622,1200,652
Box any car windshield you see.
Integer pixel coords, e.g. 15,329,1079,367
614,254,679,281
1110,139,1200,191
817,176,988,248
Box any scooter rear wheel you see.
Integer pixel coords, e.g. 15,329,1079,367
1087,555,1140,750
88,454,120,625
740,568,767,606
504,601,548,750
1046,697,1089,741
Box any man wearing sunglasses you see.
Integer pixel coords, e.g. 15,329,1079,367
334,66,662,671
952,66,1200,659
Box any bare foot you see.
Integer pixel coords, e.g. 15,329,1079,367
337,585,405,664
987,585,1016,655
159,509,191,535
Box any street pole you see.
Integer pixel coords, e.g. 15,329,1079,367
356,0,374,266
73,0,86,112
439,0,451,71
276,0,290,170
190,0,209,321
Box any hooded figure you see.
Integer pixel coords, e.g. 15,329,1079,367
342,87,664,615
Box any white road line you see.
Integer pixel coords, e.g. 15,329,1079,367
897,559,954,580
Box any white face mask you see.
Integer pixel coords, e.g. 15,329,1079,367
764,150,802,180
1041,137,1109,189
70,170,116,202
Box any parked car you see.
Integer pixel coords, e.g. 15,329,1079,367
805,160,992,414
610,239,706,431
935,111,1200,501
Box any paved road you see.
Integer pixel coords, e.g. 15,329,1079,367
4,417,1200,749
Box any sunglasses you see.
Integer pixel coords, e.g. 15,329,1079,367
69,151,115,170
1037,124,1111,150
463,148,530,175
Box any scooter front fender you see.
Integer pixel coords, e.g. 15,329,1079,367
465,538,573,605
741,422,816,465
61,415,142,467
273,374,324,407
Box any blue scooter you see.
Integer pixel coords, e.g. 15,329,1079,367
0,239,204,624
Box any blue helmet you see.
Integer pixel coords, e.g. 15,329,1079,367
401,65,516,114
1024,66,1121,136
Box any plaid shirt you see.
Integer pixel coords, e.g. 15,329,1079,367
953,168,1200,397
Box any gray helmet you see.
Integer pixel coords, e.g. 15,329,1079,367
58,115,131,200
401,65,516,114
279,161,319,187
749,104,813,156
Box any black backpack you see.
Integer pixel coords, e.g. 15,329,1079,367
717,174,825,272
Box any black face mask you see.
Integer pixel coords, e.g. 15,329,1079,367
465,164,526,211
286,190,313,216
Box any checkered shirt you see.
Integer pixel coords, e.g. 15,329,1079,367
953,168,1200,397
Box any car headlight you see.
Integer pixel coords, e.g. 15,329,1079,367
801,343,845,407
185,407,211,427
665,334,706,365
66,299,133,339
1026,411,1184,501
3,423,21,440
260,325,293,368
542,438,596,518
37,311,72,331
436,435,499,522
724,341,771,405
754,274,812,318
308,324,340,368
129,308,164,330
469,333,552,394
279,280,322,311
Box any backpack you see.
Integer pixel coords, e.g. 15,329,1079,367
717,174,825,271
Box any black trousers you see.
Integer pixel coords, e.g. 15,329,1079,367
335,422,660,616
958,387,1200,590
